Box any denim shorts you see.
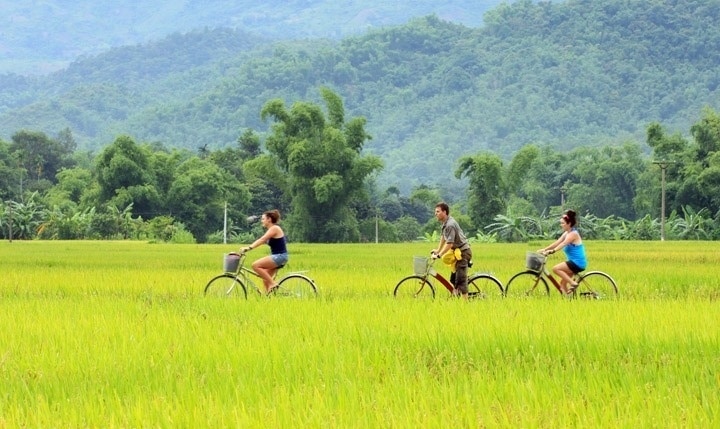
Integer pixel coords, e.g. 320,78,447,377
271,252,289,267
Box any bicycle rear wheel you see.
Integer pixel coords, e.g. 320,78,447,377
204,274,248,298
275,274,318,298
574,271,618,300
468,274,505,299
393,275,435,299
505,271,550,297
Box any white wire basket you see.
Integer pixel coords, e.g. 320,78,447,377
413,256,429,276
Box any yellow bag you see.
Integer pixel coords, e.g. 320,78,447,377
441,248,462,272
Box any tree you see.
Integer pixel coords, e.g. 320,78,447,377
456,152,506,232
10,130,72,189
0,139,22,201
56,127,77,154
237,129,262,159
570,144,643,219
646,122,687,161
393,215,423,242
505,144,540,196
96,135,154,201
166,157,250,242
52,167,93,204
260,87,383,242
690,107,720,166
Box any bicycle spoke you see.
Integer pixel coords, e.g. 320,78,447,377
394,275,435,299
204,274,247,298
468,274,504,299
275,274,318,298
576,271,618,300
505,271,550,297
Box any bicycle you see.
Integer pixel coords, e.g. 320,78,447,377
204,251,318,298
505,251,618,299
393,255,504,299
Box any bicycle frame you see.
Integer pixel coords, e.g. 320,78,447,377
228,252,279,293
526,257,573,294
421,258,458,293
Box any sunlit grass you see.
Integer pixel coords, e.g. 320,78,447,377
0,240,718,427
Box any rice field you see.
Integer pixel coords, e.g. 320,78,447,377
1,240,718,427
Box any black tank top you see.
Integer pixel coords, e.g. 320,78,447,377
268,236,287,254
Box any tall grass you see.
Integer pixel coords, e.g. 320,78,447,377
0,240,718,427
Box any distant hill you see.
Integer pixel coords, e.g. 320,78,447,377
0,0,499,75
1,1,719,192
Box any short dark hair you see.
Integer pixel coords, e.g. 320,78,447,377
435,202,449,215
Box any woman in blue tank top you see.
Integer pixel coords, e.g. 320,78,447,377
538,210,587,295
240,209,288,294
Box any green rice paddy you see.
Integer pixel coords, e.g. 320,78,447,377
1,240,718,427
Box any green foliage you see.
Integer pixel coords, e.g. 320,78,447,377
166,157,237,242
3,2,720,192
1,241,715,426
393,215,423,242
1,192,45,239
9,130,74,189
96,135,153,201
168,226,196,244
37,205,96,239
0,139,23,201
668,206,713,240
485,214,544,243
456,152,506,231
261,88,382,242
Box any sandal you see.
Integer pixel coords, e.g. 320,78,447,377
266,284,279,295
565,283,579,295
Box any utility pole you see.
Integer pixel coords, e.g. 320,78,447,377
560,185,568,211
5,201,12,243
223,201,228,244
375,211,379,244
652,160,674,241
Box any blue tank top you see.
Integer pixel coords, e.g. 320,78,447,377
268,236,287,255
563,230,587,269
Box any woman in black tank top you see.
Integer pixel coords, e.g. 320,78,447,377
240,209,288,294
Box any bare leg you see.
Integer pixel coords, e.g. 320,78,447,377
252,256,279,293
552,262,577,293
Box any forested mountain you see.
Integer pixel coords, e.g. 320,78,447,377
0,0,494,75
1,0,720,192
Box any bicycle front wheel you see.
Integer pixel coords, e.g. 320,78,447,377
505,271,550,297
204,274,248,298
394,275,435,299
468,274,505,299
575,271,618,300
275,274,318,298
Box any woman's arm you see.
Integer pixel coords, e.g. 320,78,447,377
541,232,567,254
544,230,580,254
